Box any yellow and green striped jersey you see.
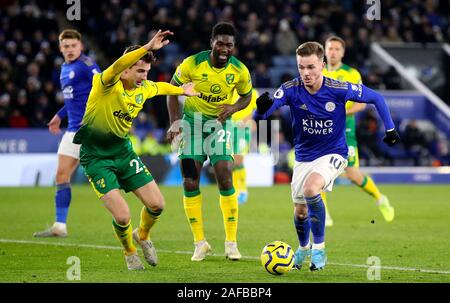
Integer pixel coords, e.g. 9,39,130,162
74,46,184,156
231,88,258,121
172,50,253,120
323,63,362,144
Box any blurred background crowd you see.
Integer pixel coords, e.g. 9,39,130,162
1,0,449,167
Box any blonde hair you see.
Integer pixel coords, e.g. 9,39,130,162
59,29,81,42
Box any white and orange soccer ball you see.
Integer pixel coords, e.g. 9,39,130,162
260,241,294,275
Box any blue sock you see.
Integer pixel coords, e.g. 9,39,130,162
294,215,310,247
55,183,71,224
305,194,325,244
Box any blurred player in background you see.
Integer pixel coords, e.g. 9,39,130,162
231,88,258,204
34,29,100,238
167,22,253,262
322,36,395,226
73,30,198,270
254,42,400,271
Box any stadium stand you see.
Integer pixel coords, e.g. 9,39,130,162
1,0,450,167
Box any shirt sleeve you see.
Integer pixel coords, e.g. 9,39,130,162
154,81,185,96
345,83,395,131
82,61,100,84
56,106,67,120
235,65,253,97
345,69,363,111
101,47,149,86
171,57,192,85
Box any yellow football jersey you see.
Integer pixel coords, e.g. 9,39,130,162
81,75,181,139
323,63,362,111
231,88,258,121
172,50,253,120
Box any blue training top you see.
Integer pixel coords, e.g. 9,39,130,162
57,54,100,132
254,76,395,162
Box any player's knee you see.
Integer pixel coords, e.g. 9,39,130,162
183,179,199,192
303,187,320,198
114,213,131,226
152,195,165,212
217,176,233,191
55,170,71,184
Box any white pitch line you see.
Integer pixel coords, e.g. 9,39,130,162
1,238,449,275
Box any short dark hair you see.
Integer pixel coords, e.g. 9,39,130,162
325,35,346,49
59,29,81,42
211,22,236,40
296,41,324,61
123,45,156,63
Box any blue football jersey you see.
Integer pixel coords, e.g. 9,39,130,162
255,76,395,162
59,54,100,131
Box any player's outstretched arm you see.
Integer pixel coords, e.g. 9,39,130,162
102,30,174,86
156,81,199,97
351,85,400,146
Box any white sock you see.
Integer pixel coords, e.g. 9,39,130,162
53,222,67,231
312,242,325,250
300,242,311,250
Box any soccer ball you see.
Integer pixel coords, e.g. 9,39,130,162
260,241,294,275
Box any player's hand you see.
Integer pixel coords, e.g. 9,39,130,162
181,82,199,97
382,129,401,146
145,29,174,51
256,91,273,114
166,122,181,143
217,104,236,124
47,115,62,135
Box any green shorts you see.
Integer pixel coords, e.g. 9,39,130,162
178,114,233,166
233,121,251,155
80,145,154,198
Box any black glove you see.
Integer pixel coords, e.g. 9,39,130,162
383,129,401,146
256,91,274,114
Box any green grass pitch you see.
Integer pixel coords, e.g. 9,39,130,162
0,184,449,283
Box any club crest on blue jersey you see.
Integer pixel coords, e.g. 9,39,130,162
325,102,336,112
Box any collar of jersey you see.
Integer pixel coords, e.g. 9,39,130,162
207,50,230,72
121,81,136,97
304,76,326,96
325,62,344,72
